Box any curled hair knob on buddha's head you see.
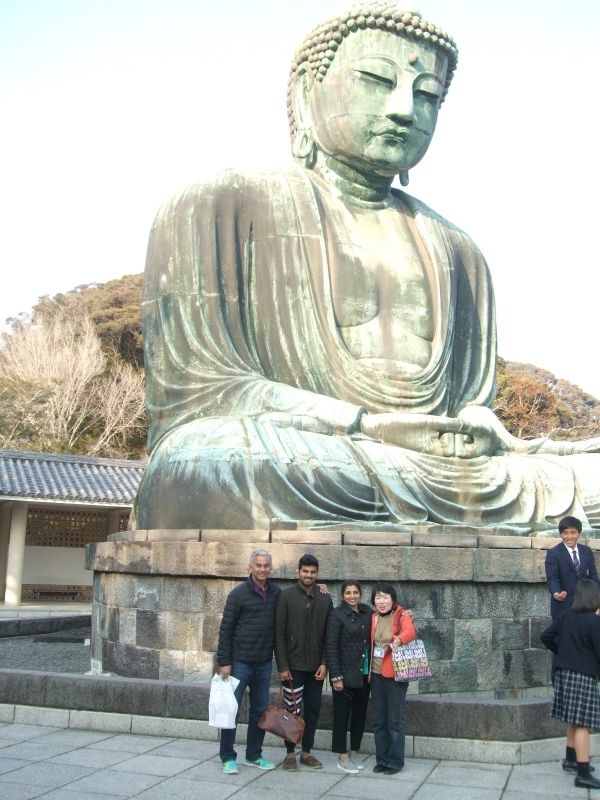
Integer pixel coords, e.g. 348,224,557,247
287,1,459,156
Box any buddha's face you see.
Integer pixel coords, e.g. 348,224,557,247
307,29,447,177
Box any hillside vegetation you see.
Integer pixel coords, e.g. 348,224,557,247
496,358,600,440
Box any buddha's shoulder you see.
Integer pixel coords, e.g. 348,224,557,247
394,188,483,252
393,188,461,233
158,165,299,212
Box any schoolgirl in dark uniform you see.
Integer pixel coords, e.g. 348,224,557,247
542,578,600,789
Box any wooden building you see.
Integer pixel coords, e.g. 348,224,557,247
0,450,144,605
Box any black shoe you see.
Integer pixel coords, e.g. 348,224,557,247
383,767,401,775
563,758,595,772
373,764,386,773
575,773,600,789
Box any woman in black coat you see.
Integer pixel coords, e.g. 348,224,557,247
541,578,600,790
325,580,372,774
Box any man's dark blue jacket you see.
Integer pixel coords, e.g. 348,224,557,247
217,577,281,665
545,542,599,620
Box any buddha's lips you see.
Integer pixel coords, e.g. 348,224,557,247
371,125,409,141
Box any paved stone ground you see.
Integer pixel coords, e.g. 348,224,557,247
0,721,594,800
0,636,91,673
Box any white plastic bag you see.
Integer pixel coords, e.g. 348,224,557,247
208,673,239,728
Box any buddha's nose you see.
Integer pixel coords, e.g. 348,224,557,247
386,81,414,121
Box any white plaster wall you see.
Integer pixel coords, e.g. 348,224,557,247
22,546,91,586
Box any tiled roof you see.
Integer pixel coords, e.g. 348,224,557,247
0,450,146,506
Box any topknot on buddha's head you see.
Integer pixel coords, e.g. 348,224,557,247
287,2,458,136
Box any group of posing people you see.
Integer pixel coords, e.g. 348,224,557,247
216,515,600,786
216,552,415,776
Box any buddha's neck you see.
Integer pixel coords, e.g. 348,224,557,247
315,155,394,204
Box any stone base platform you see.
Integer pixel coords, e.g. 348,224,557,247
0,613,90,638
0,668,564,760
83,526,600,697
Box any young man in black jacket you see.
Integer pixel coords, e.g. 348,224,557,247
275,553,333,771
216,549,280,774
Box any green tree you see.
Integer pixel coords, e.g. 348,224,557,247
26,273,144,368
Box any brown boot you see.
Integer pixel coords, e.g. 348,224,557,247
282,753,298,771
300,753,323,769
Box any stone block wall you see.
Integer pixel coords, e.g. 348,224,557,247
86,526,591,694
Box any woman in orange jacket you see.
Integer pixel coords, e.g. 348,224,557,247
369,581,416,775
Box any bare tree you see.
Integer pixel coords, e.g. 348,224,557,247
89,361,147,457
0,315,146,457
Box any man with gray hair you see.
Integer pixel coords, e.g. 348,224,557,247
216,549,280,774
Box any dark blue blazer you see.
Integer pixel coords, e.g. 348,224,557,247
545,542,599,620
541,610,600,677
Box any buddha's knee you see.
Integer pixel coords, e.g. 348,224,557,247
134,417,261,529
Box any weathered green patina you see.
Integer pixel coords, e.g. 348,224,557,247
133,2,600,532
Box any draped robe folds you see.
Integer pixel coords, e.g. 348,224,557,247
133,164,600,532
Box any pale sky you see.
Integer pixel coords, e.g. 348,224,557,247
1,0,599,397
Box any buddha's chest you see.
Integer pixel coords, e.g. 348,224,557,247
325,203,435,368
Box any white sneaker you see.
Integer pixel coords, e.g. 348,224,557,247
349,753,365,769
337,758,359,774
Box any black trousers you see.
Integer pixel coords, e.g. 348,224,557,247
371,673,408,769
331,678,371,754
283,669,325,753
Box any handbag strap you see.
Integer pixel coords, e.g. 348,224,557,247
279,679,299,708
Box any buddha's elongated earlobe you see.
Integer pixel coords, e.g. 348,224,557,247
290,64,318,168
292,129,316,160
291,128,317,169
400,171,409,187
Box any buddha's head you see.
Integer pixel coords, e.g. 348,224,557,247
288,3,458,183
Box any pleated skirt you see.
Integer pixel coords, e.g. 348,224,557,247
552,668,600,730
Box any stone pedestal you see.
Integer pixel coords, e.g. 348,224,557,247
86,526,599,695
